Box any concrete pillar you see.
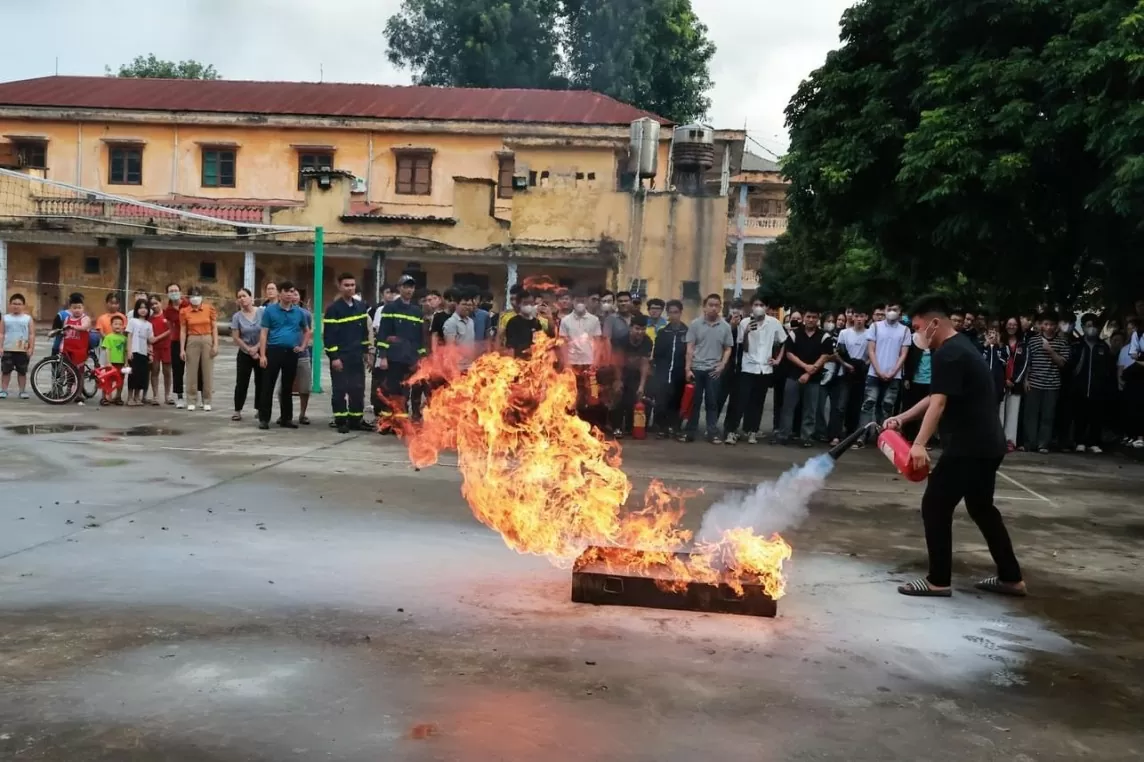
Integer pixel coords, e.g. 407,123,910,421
117,238,132,306
0,240,7,308
373,251,385,305
243,251,255,292
719,144,731,197
733,184,748,298
506,262,518,294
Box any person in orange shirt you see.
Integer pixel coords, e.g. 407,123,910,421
94,292,127,337
179,287,219,411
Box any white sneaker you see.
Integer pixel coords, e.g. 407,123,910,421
747,433,758,445
1075,444,1086,453
176,397,186,409
1088,446,1103,454
203,404,212,412
187,404,196,411
725,432,739,445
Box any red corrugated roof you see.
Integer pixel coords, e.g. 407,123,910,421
0,76,669,126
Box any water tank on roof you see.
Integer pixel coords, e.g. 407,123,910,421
627,118,661,179
671,124,715,171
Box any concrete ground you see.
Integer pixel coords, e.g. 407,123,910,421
1,352,1142,761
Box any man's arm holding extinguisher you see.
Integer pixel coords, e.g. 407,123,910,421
885,393,945,471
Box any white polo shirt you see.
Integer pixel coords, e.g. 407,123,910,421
559,312,601,366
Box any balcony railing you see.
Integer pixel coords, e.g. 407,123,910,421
728,216,787,239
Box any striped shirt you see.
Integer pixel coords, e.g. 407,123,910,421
1026,333,1071,390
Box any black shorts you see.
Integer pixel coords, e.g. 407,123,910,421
1,351,29,375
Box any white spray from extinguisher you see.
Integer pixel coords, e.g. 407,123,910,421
696,454,835,541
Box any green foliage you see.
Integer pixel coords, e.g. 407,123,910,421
782,0,1144,315
384,0,715,122
384,0,566,89
109,55,220,80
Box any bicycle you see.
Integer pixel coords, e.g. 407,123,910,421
30,354,84,405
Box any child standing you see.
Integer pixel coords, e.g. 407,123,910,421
126,299,154,406
61,293,93,406
1,293,35,399
148,295,171,406
100,315,128,405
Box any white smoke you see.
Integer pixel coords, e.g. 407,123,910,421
697,454,835,541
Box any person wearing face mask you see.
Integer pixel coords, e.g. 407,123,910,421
503,291,544,358
1065,314,1115,453
162,283,190,406
774,309,832,447
812,312,844,444
836,309,869,436
883,295,1024,599
859,301,912,440
772,309,802,433
178,287,218,412
730,294,786,444
601,290,631,346
560,290,605,427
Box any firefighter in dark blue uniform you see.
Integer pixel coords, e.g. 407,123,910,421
323,273,371,434
376,274,426,430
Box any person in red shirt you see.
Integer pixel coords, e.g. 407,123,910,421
162,282,192,407
147,294,173,406
59,293,92,405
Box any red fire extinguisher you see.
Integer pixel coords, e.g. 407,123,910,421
679,382,696,419
632,401,647,440
876,427,930,482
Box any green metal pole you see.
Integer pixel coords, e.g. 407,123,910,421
311,226,325,393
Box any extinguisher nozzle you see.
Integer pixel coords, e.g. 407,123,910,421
827,422,880,460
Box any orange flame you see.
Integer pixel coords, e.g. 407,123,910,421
404,335,792,599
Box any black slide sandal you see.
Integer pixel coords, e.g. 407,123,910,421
974,576,1027,597
898,578,952,597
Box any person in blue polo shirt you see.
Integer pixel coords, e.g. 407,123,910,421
256,280,311,430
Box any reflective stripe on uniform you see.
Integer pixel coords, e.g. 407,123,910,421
324,314,370,325
388,313,423,323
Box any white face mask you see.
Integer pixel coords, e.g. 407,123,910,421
522,305,537,318
352,294,362,302
601,301,614,313
189,296,203,307
885,310,900,323
167,291,180,301
751,306,765,318
573,303,587,316
913,321,936,351
824,321,835,332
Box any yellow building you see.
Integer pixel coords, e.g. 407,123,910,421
0,75,748,320
724,152,789,301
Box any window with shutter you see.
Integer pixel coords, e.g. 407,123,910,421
396,153,433,196
497,155,515,199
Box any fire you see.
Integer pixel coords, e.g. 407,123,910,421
404,335,793,599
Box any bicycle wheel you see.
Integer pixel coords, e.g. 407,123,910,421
31,356,82,405
82,352,99,399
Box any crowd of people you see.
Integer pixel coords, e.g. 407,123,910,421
2,279,1142,454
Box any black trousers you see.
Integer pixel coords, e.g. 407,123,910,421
720,370,743,434
610,371,644,432
380,362,414,421
652,373,685,433
128,353,149,391
921,456,1022,588
235,350,262,412
1072,395,1104,447
902,382,931,441
259,347,299,424
331,354,366,424
738,372,771,434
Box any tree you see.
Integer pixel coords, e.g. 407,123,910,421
110,54,220,80
782,0,1144,315
563,0,715,122
384,0,565,89
383,0,716,122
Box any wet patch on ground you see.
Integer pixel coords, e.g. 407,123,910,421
109,426,184,437
4,423,99,435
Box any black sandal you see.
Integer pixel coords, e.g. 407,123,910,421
897,578,952,597
974,576,1027,597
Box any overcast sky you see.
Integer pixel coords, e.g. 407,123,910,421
1,0,855,155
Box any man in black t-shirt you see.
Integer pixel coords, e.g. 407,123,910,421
610,314,652,437
503,291,543,358
775,309,832,446
885,295,1024,599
